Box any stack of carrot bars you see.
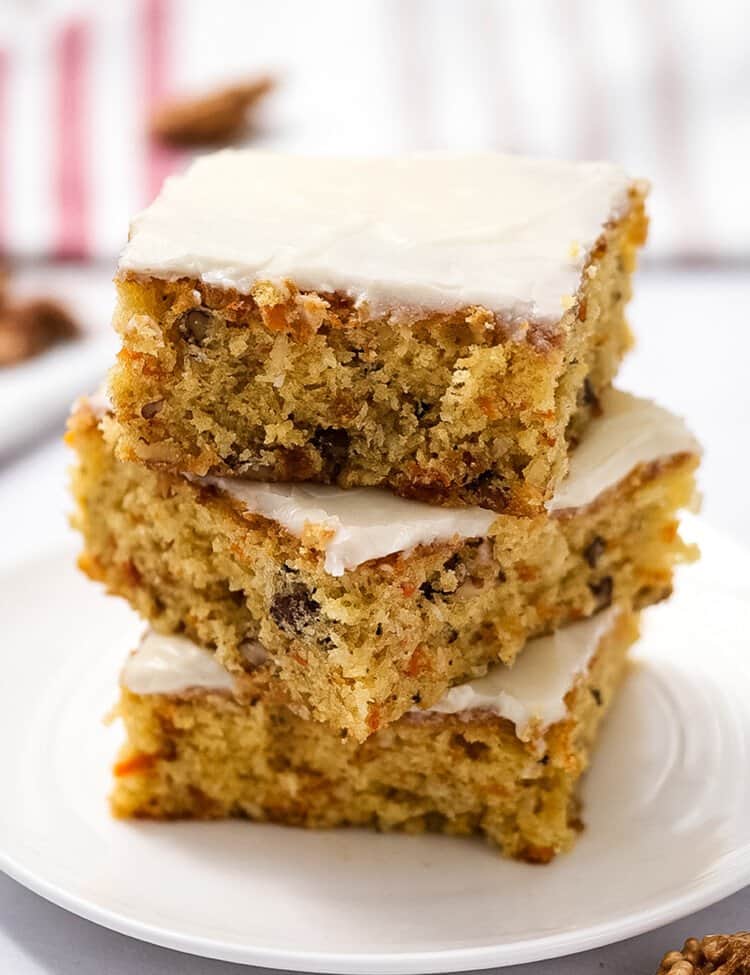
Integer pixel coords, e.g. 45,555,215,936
68,152,700,862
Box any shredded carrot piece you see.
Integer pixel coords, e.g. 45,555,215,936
113,753,157,777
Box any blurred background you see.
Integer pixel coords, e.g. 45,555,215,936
1,0,749,570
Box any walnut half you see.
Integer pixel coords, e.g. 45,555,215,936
657,933,750,975
150,76,275,146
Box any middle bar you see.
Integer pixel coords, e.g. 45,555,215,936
69,389,698,741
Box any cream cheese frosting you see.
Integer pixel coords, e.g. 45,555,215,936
198,390,697,575
119,150,634,323
195,478,497,576
121,611,616,739
547,389,700,512
424,607,617,739
121,630,236,695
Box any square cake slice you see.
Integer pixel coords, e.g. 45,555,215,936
112,608,638,863
69,390,698,741
109,151,647,514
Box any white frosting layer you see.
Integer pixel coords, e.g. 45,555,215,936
122,612,616,740
119,150,633,323
121,631,236,695
425,607,618,737
548,389,699,512
200,391,697,575
198,479,496,576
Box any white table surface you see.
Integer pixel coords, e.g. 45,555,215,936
1,265,748,973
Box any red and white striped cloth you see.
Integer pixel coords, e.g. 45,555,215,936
0,0,747,263
0,0,182,260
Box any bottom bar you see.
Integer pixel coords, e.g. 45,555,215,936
113,607,638,863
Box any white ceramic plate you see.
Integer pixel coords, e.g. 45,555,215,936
1,519,749,973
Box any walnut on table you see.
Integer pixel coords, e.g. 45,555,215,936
149,76,275,146
657,933,750,975
0,295,80,367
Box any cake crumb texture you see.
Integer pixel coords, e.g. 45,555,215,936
111,611,638,863
68,399,697,741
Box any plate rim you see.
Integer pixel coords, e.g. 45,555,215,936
2,845,750,973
